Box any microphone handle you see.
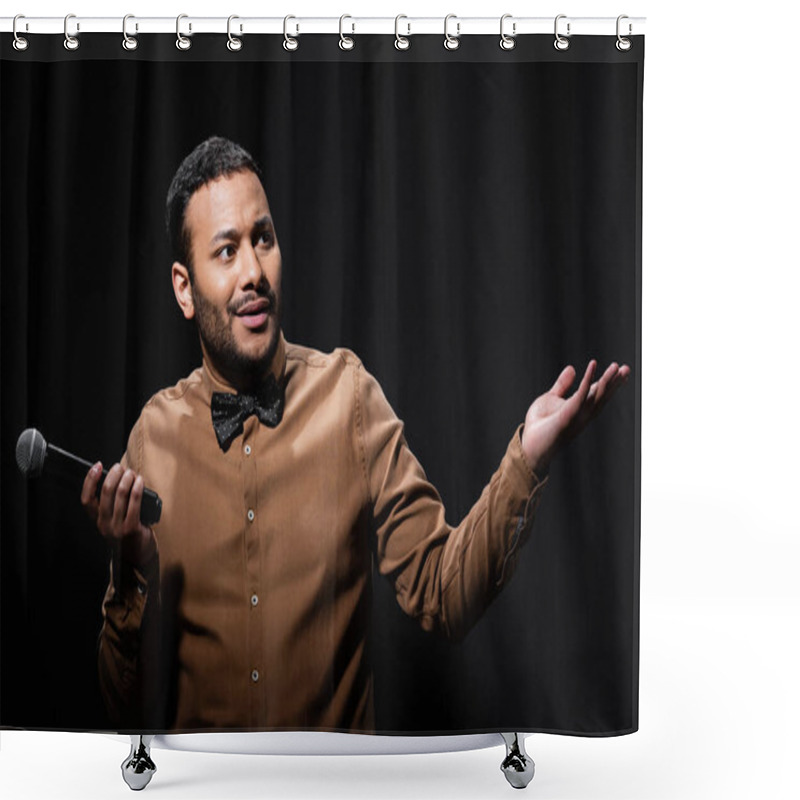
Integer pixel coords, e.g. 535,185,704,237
46,443,162,526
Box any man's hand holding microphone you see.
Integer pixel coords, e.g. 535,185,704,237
82,462,158,567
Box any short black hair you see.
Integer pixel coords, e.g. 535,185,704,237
166,136,262,273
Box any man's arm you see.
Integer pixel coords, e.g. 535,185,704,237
83,421,161,729
358,359,628,643
96,543,159,729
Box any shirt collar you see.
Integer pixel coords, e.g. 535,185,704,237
200,330,286,397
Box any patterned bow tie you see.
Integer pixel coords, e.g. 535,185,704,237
211,375,284,452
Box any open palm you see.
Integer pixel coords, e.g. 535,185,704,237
521,360,630,476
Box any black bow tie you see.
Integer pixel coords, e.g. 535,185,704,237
211,375,284,452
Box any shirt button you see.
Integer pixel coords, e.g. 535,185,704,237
251,594,259,607
251,669,259,683
244,445,252,456
247,509,255,522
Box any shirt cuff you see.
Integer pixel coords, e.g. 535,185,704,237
493,425,549,588
507,423,549,497
131,555,159,598
111,546,159,607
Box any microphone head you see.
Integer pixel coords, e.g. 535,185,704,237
16,428,47,477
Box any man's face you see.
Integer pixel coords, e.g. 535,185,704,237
179,169,282,385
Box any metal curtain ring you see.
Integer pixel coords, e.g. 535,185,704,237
176,14,191,50
444,14,460,51
13,14,29,51
500,14,516,50
63,13,79,51
394,14,410,51
339,14,354,50
283,15,299,51
553,14,570,51
616,15,632,51
227,15,242,51
122,14,138,51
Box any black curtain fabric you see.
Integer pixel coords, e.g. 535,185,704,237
1,34,643,734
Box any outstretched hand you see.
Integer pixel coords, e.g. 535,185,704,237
521,360,630,477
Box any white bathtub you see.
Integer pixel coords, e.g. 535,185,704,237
108,731,535,790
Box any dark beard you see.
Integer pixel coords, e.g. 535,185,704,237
192,279,279,387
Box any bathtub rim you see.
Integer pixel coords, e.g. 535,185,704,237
102,730,516,756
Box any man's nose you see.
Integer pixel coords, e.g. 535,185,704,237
238,241,267,289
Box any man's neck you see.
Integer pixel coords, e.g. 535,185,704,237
201,334,285,394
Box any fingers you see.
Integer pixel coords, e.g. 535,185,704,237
96,463,143,542
604,365,631,407
112,468,136,532
572,360,596,406
81,461,103,520
124,475,145,532
98,463,123,537
554,360,595,430
550,365,577,397
587,362,631,418
587,362,619,406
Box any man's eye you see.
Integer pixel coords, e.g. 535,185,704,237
218,245,235,259
257,231,273,246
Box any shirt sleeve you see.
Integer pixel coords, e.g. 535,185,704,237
96,417,162,729
357,364,548,642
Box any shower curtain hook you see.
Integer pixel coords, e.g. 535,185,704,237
394,14,411,51
616,15,632,51
63,13,80,51
122,15,138,51
176,14,192,50
500,14,516,50
444,14,460,51
339,14,355,50
227,15,243,51
12,14,29,51
283,15,299,51
554,14,570,51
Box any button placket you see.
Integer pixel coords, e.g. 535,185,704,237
240,418,264,723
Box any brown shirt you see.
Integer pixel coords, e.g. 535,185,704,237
98,334,548,733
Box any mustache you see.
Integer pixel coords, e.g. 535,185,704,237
229,281,277,315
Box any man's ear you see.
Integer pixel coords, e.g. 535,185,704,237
172,262,195,320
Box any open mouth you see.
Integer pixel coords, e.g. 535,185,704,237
235,299,271,330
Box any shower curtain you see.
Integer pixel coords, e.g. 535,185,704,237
1,27,643,736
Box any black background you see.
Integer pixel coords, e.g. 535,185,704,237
1,34,642,734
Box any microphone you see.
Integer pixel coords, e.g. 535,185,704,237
15,428,162,526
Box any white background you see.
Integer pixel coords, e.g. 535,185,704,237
2,1,799,798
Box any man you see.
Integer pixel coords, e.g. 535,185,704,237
83,137,629,733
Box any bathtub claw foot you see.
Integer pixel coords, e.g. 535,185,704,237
500,732,535,789
122,734,157,790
